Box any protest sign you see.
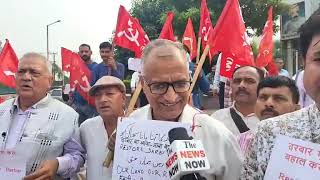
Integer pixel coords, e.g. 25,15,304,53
128,58,141,72
0,150,26,180
112,118,191,180
265,135,320,180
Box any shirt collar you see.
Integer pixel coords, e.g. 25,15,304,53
13,94,50,111
148,104,198,124
232,102,256,118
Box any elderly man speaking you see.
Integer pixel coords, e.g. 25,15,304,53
129,39,243,180
0,53,84,179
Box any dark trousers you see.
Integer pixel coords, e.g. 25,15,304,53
139,90,148,107
219,82,225,109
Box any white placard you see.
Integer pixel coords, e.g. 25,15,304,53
112,118,191,180
0,150,26,180
128,58,142,72
264,135,320,180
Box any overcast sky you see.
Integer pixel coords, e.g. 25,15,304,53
0,0,131,64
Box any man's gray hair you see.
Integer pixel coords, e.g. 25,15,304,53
141,39,189,75
19,52,53,75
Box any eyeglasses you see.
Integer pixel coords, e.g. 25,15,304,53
146,81,191,95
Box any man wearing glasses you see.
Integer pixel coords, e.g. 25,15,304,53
129,39,243,180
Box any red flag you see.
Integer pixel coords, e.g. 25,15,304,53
61,47,73,72
199,0,214,59
265,60,279,76
159,12,176,41
209,0,254,65
114,5,150,58
0,40,19,89
220,52,252,78
256,7,274,68
182,18,197,60
0,96,5,104
66,48,94,106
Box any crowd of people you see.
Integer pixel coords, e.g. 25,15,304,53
0,8,319,180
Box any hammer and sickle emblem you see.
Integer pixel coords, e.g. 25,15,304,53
117,19,140,47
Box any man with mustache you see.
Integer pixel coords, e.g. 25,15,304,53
238,76,300,154
0,53,85,179
91,42,125,84
80,76,126,179
241,9,320,179
211,66,264,137
70,44,98,124
129,39,243,179
255,76,300,120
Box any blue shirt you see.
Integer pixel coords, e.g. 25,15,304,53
279,69,290,78
91,62,125,85
74,62,97,106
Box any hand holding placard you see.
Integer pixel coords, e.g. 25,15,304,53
0,150,26,180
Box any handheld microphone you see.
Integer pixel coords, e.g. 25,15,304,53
166,127,209,180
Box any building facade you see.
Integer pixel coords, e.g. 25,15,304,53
281,0,319,76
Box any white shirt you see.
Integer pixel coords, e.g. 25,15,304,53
130,104,243,180
80,116,112,180
294,70,314,108
213,53,227,91
5,109,29,149
279,69,290,78
0,95,84,178
5,96,49,149
130,71,140,89
211,103,260,136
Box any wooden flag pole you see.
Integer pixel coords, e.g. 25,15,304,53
103,80,143,168
188,45,210,96
125,81,142,116
196,37,201,63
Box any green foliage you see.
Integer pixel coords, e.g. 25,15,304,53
131,0,288,39
0,83,15,95
131,0,173,40
52,63,63,80
251,40,259,58
123,79,131,92
115,0,288,73
273,39,284,58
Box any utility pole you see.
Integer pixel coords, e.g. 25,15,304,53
52,52,57,82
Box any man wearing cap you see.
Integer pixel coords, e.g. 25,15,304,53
129,39,243,179
80,76,126,179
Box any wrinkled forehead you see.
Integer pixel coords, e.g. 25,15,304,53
147,45,185,59
142,46,188,73
259,86,291,96
233,67,259,80
19,57,46,70
95,85,124,94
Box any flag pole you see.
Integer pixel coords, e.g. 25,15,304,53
188,44,210,96
196,37,201,63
